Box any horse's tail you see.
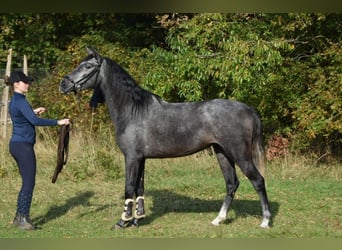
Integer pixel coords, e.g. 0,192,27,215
252,114,266,179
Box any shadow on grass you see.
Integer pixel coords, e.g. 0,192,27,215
33,191,108,226
142,189,279,226
31,189,279,228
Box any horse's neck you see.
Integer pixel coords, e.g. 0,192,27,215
100,78,141,130
99,60,156,127
99,83,120,124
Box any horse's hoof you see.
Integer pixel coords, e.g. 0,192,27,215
111,219,131,230
211,216,225,226
131,218,143,227
111,224,124,230
260,218,270,228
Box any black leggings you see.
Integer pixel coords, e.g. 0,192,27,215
9,142,36,216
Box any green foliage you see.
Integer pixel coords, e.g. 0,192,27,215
140,13,341,155
142,14,295,130
1,13,341,157
292,44,342,151
0,13,161,69
1,14,63,69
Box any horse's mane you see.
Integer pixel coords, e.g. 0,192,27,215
101,57,160,116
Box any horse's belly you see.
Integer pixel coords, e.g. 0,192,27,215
144,133,212,158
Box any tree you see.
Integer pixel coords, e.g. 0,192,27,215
0,13,163,69
2,13,340,156
139,13,341,155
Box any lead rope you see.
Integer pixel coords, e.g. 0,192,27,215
52,124,71,183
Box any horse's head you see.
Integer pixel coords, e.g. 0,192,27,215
60,47,103,94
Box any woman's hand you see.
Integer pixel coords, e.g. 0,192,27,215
34,107,46,115
57,119,70,126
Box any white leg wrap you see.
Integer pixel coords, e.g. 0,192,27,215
121,198,134,221
135,196,146,219
136,196,144,201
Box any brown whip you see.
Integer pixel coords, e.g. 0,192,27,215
52,124,70,183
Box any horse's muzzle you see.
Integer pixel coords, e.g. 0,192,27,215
59,78,74,94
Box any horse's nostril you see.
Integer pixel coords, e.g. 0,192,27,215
60,80,67,88
59,80,69,93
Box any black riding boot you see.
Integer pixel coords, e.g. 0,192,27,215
14,192,35,230
13,213,36,230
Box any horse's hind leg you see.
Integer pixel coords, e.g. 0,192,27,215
236,159,271,228
211,145,239,226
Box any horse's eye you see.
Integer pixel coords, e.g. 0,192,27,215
85,64,93,69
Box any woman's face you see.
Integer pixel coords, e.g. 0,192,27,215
13,81,30,94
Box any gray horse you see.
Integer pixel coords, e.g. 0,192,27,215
60,47,271,230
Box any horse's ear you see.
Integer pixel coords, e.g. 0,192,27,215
86,47,102,63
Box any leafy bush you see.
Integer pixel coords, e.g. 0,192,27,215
140,13,341,157
292,45,342,154
10,13,340,159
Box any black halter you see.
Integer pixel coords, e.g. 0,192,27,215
63,59,102,94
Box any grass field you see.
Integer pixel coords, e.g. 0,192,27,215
0,130,341,238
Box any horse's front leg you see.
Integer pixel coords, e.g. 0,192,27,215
132,196,145,227
132,158,146,227
112,156,145,230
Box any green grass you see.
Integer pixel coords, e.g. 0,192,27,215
0,131,341,238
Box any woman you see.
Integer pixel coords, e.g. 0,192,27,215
8,70,70,230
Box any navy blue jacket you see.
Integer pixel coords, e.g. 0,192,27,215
9,92,57,144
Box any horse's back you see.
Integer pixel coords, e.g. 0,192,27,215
189,99,258,130
202,99,259,138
